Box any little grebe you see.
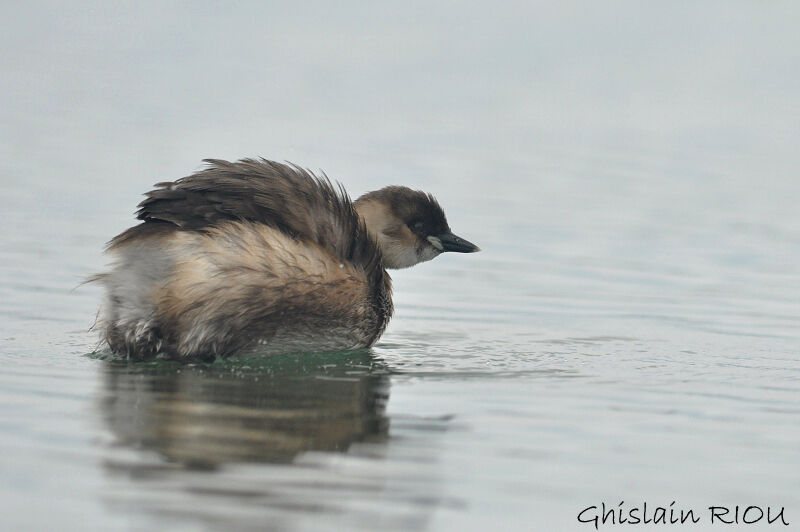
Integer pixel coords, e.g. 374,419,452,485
97,158,479,361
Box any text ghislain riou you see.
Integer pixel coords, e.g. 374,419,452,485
578,502,789,529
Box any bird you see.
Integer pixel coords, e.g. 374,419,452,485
95,158,479,362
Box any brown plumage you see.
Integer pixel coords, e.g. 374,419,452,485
97,158,479,361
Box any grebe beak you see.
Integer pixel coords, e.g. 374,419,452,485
428,232,480,253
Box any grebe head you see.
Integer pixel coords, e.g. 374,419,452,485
354,186,480,269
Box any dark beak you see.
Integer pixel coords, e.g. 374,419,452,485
435,232,480,253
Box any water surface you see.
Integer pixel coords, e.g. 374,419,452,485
1,2,799,530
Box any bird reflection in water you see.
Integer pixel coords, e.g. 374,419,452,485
100,349,390,469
